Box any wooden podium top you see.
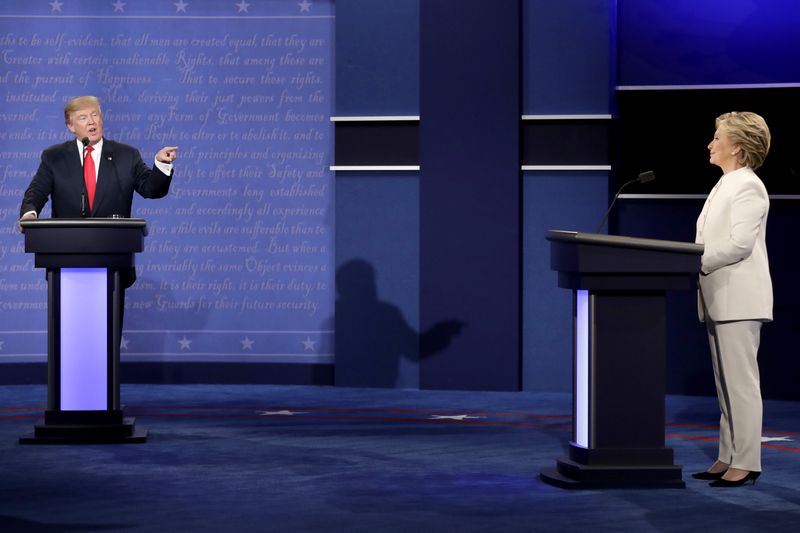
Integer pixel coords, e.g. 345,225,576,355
546,230,703,255
20,218,148,268
21,218,147,233
546,229,703,290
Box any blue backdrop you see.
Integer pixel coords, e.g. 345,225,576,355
0,1,334,366
618,0,800,86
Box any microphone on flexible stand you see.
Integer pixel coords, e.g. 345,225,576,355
80,137,89,217
595,170,656,233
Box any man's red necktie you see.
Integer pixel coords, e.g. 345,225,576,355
84,145,96,210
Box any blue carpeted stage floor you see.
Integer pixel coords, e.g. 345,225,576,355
2,385,800,532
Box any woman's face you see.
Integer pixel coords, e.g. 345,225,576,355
707,125,738,170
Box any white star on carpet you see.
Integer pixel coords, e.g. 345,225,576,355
174,0,188,13
298,0,311,13
178,336,192,350
49,0,63,12
240,336,254,351
235,0,250,13
429,414,485,421
120,337,130,350
112,0,126,12
257,410,306,416
301,336,317,351
0,340,5,351
762,436,793,443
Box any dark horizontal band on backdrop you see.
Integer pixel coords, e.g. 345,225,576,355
521,115,612,167
330,115,613,169
0,363,334,386
332,116,420,167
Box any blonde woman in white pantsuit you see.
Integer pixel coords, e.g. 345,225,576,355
693,111,772,488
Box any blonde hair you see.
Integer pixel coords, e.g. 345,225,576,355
64,96,102,125
716,111,771,170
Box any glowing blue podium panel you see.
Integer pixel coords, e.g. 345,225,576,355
59,268,108,411
574,289,589,449
540,230,702,489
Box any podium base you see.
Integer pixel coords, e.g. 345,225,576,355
19,413,147,444
539,443,686,489
540,463,685,489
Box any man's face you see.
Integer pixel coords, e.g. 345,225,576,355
67,105,103,145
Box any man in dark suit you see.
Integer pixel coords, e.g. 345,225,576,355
18,95,178,287
20,95,177,221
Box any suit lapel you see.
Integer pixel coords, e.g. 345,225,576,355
68,141,84,181
697,178,726,243
92,141,114,215
65,141,87,214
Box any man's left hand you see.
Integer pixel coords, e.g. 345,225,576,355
156,146,179,163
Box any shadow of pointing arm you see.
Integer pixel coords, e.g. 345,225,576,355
420,320,466,358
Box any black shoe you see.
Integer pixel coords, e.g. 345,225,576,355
709,471,761,487
691,470,726,480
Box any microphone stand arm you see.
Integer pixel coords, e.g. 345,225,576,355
595,178,638,233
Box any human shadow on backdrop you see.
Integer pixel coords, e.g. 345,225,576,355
330,259,464,388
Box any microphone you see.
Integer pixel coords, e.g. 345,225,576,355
595,170,656,233
80,137,90,217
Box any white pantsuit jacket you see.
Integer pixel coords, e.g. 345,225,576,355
695,167,772,322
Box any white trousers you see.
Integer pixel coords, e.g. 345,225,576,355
706,319,763,472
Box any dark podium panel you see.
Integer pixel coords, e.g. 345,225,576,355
19,218,148,444
539,230,703,489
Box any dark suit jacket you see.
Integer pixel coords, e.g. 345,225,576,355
21,139,172,218
21,139,172,286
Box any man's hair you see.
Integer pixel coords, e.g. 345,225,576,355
64,96,102,125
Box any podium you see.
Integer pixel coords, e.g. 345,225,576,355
19,218,148,444
539,230,703,488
